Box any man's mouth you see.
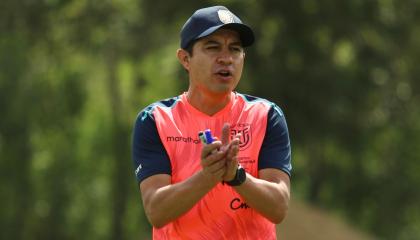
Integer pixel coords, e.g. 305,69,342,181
217,70,232,77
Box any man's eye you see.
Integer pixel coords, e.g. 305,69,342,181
207,46,218,50
231,47,243,52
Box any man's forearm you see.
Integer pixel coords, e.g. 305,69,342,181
234,172,290,224
143,171,218,228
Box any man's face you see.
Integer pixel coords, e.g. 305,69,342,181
188,29,245,95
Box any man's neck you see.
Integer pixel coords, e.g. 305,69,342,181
186,89,232,116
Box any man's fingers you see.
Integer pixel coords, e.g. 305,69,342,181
208,159,226,173
226,134,240,158
201,142,229,170
201,151,226,181
201,141,222,159
221,123,230,145
227,144,239,160
223,155,238,181
202,152,224,167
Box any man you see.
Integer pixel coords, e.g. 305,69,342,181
132,5,292,239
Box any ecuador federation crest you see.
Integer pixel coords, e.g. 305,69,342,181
217,10,235,24
230,123,252,150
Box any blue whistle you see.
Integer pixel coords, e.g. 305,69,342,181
204,129,213,144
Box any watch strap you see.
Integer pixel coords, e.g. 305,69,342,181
225,166,246,186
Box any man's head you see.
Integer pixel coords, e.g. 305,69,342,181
177,6,255,96
180,6,254,54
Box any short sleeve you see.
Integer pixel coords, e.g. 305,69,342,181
258,104,292,177
132,108,172,184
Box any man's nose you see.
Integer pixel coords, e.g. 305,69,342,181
216,49,233,65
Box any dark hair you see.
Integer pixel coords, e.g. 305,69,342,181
183,39,197,56
180,40,197,73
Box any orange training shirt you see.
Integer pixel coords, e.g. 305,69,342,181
132,92,292,239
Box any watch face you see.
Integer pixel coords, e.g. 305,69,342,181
237,167,246,183
226,166,246,186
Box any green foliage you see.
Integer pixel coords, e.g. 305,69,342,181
1,0,419,239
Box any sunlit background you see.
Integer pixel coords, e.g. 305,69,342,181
1,0,420,239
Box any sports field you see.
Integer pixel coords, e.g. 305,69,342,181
278,199,374,240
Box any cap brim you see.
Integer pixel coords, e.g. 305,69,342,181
196,23,255,47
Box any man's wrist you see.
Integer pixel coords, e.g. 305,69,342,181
198,170,221,188
224,166,246,186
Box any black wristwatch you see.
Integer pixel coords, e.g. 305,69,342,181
225,165,246,186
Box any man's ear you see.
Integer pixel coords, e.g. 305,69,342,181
177,48,190,71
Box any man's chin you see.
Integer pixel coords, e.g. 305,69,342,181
210,86,233,95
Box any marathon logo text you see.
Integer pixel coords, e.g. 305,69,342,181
166,136,201,144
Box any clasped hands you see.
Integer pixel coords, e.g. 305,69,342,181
200,123,241,184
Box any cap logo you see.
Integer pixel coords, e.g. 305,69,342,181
218,10,235,24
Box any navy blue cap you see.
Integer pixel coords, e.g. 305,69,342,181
180,6,255,49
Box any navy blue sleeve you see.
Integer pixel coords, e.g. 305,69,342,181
258,104,292,177
132,108,172,184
